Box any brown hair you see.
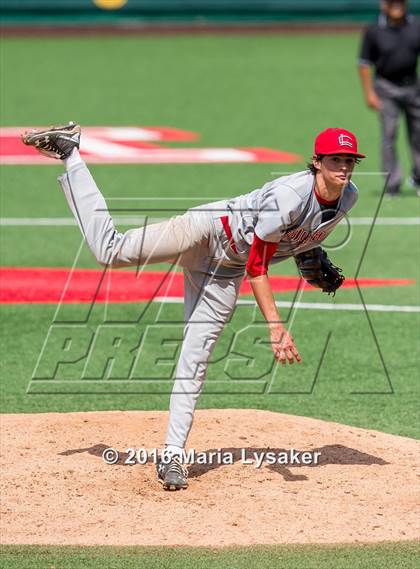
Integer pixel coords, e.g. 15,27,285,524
307,155,324,175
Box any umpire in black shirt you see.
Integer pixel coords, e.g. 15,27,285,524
359,0,420,196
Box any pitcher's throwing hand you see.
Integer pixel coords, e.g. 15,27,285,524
270,326,302,366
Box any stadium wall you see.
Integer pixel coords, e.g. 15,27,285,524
1,0,420,28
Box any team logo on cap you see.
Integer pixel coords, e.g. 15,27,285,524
338,134,353,148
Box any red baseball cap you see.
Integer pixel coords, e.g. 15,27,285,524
314,128,366,158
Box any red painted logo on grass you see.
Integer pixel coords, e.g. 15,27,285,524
0,267,414,304
0,126,302,165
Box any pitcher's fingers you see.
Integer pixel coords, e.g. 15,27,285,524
273,347,282,362
286,349,294,364
291,346,302,363
278,349,287,366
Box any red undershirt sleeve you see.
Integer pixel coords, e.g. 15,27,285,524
246,234,279,278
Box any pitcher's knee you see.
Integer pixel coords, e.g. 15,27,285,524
91,231,126,267
96,255,111,267
95,249,127,268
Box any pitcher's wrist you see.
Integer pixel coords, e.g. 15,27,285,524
268,321,285,332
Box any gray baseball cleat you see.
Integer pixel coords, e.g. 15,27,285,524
156,455,188,491
21,121,81,160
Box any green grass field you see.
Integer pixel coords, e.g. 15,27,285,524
1,32,419,567
1,542,420,569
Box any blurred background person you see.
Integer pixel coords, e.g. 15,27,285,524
358,0,420,197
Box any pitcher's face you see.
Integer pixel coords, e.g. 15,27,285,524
314,155,357,190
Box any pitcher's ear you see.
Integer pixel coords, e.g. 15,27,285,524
312,155,322,171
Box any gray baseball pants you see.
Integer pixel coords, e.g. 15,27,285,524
58,162,245,449
374,77,420,192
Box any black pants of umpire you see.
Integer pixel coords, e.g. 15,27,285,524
374,77,420,195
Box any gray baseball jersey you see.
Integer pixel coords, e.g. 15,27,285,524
222,170,357,258
187,170,358,279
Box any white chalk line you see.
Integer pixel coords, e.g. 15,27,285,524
0,217,165,226
349,217,420,226
1,217,419,227
154,297,420,313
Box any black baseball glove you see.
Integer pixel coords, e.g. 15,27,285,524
294,247,345,295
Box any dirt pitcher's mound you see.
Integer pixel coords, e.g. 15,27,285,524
1,410,419,547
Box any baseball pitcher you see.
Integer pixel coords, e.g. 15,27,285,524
22,123,365,490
